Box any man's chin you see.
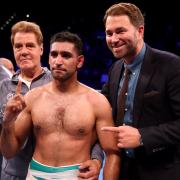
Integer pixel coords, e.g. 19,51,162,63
113,53,122,59
53,75,65,81
20,65,34,71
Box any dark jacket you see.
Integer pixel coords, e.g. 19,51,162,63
102,45,180,180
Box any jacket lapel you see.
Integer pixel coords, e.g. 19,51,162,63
110,60,124,125
133,46,157,126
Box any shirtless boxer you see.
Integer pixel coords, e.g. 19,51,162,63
1,31,120,180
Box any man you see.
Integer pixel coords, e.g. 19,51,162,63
0,65,10,81
0,21,102,180
0,57,15,75
101,2,180,180
1,31,120,179
0,64,11,178
0,20,52,180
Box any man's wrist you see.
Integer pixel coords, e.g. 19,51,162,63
92,159,102,169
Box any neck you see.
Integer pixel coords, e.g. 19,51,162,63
52,75,79,94
20,66,43,81
124,41,144,65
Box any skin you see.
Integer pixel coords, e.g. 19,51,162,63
105,15,144,64
13,32,43,81
0,31,44,143
102,15,144,148
0,31,44,140
0,31,101,179
1,41,120,180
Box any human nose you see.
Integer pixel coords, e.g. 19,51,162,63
20,46,29,56
111,33,119,43
54,55,63,65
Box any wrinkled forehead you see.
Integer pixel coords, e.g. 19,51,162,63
14,32,38,44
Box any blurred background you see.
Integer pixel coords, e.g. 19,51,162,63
0,0,180,89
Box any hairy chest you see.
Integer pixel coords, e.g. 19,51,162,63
31,95,95,136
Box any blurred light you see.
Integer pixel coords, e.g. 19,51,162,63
0,13,16,31
101,74,108,83
176,42,180,47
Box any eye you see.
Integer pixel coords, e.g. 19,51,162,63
106,31,113,37
14,43,22,49
61,52,72,59
26,43,36,48
50,51,58,58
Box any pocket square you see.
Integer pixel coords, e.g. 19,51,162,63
144,90,160,98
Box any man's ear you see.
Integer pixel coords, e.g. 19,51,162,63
138,25,144,39
77,55,84,69
40,44,44,56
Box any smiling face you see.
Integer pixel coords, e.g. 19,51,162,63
13,32,43,71
105,15,144,64
49,41,84,81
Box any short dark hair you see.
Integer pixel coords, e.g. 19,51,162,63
50,31,83,55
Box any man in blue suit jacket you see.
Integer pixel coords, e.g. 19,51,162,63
101,2,180,180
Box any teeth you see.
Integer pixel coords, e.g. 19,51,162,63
112,44,118,48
